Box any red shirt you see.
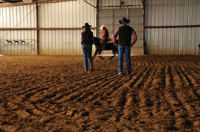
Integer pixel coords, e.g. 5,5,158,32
102,27,109,37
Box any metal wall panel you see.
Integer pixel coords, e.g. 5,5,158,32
0,30,37,55
38,0,96,28
145,0,200,55
40,29,96,55
0,5,36,28
0,0,96,55
39,0,97,55
0,5,37,55
99,0,143,9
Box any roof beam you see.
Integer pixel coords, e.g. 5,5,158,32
2,0,22,3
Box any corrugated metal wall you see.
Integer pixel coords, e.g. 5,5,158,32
0,5,37,54
0,5,36,28
145,0,200,55
98,0,143,9
39,0,96,55
0,0,96,55
2,0,199,55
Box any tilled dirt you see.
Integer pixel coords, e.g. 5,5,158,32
0,55,200,132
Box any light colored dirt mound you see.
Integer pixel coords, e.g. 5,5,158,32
0,55,200,132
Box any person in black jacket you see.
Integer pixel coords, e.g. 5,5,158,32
112,17,137,75
81,23,94,72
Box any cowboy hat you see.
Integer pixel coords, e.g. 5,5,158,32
119,17,130,24
100,25,106,30
82,23,91,28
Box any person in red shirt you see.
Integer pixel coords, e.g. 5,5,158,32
100,25,109,49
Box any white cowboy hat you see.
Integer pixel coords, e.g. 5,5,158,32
100,25,106,30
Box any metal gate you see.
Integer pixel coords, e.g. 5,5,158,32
97,8,144,55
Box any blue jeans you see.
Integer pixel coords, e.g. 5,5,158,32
82,44,93,70
103,36,108,49
118,45,131,74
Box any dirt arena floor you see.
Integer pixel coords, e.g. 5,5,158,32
0,55,200,132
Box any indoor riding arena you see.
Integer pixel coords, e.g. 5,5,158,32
0,0,200,132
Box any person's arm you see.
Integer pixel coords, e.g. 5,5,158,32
81,32,83,41
112,28,119,47
131,28,137,47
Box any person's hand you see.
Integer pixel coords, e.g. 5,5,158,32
115,44,119,48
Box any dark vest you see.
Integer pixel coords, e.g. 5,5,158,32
81,30,93,45
118,25,133,46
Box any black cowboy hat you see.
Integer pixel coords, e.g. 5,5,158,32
119,17,130,24
82,23,91,28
